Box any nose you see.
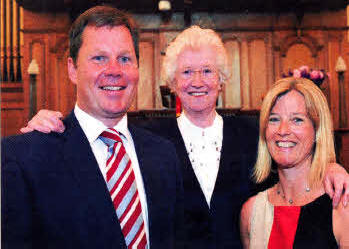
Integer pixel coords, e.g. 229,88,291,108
191,71,204,87
277,120,291,136
104,60,123,77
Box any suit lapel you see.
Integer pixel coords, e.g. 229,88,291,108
128,125,155,232
128,124,171,244
61,112,125,246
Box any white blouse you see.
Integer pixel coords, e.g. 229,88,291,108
177,112,223,207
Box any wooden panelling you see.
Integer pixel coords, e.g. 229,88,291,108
1,108,26,137
56,49,75,116
249,39,268,109
224,39,241,108
328,40,341,129
138,40,155,109
240,40,250,109
341,132,349,171
283,44,316,72
335,129,349,171
1,83,26,136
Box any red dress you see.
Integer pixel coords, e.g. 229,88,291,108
266,194,337,249
268,206,301,249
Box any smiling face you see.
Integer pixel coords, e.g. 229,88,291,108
265,90,315,169
68,25,139,126
174,46,221,117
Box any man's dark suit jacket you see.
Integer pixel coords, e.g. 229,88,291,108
2,112,184,249
140,115,273,249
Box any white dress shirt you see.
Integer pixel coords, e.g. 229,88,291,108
177,112,223,207
74,105,149,243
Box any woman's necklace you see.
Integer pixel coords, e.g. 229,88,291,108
276,183,311,204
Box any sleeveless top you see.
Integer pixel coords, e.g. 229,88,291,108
249,190,338,249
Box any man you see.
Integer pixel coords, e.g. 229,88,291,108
2,6,184,249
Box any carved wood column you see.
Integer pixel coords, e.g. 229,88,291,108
240,39,250,109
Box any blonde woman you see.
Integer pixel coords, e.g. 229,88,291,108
240,78,349,249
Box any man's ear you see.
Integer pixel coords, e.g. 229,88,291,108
67,57,78,85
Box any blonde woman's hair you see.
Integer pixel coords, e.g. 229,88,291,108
253,77,336,187
161,25,230,91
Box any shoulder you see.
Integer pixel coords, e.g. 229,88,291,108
129,124,171,142
142,117,177,129
223,115,258,132
129,125,182,179
241,189,270,223
2,131,63,154
129,118,178,140
2,131,65,172
222,115,259,151
2,110,77,159
129,124,177,152
137,118,178,138
241,195,257,221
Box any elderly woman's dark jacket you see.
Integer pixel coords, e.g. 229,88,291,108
137,115,273,249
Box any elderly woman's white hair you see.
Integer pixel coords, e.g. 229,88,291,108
161,25,230,91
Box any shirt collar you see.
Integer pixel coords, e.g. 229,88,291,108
177,111,223,138
74,104,130,144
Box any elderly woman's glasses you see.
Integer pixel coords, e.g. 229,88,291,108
177,67,218,80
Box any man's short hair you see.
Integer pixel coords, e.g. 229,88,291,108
69,5,139,64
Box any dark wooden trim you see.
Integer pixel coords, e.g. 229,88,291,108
139,26,349,33
1,87,23,93
128,108,260,119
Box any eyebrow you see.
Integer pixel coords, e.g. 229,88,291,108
91,48,135,55
91,49,107,54
269,112,307,116
179,64,215,69
118,48,136,55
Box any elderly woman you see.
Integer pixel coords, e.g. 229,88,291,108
152,26,261,248
240,78,349,249
22,26,349,248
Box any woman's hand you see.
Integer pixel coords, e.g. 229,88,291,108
324,163,349,207
20,109,65,134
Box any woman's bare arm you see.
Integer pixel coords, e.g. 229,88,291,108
240,196,256,249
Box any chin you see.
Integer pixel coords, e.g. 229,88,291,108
191,103,214,111
275,161,298,169
102,105,128,116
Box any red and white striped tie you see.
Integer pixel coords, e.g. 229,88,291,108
99,128,148,249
